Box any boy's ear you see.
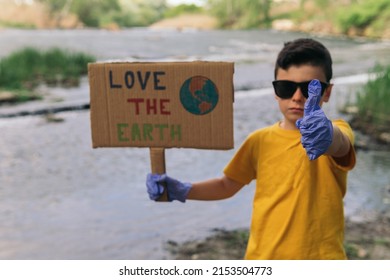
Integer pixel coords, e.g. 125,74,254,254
322,83,333,103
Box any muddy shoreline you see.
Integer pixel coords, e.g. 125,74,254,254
166,214,390,260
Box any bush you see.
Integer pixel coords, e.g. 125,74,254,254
337,0,390,34
164,4,204,18
0,48,43,89
0,47,95,90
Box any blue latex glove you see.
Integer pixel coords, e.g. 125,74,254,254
146,173,192,202
296,79,333,161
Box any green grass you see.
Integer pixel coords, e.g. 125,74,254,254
356,64,390,130
0,47,95,103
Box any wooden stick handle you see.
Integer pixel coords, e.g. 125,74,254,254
149,148,168,202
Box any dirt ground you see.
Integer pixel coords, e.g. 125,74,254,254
166,215,390,260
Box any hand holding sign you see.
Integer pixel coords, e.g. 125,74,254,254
296,79,333,160
146,173,192,202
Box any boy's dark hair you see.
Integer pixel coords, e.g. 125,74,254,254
274,38,333,82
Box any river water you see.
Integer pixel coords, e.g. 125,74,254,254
0,28,389,259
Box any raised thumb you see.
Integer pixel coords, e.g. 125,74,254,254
304,79,322,115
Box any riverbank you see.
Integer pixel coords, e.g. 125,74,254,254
166,215,390,260
1,1,389,40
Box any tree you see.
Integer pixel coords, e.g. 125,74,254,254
207,0,271,29
37,0,168,27
126,0,168,26
37,0,122,27
71,0,121,27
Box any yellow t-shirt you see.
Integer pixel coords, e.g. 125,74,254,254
224,120,356,260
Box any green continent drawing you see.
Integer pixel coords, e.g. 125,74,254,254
180,76,219,115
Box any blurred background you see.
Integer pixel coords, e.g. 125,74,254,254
0,0,389,260
1,0,389,36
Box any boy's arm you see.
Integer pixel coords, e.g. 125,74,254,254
325,125,351,158
146,174,244,202
188,176,244,201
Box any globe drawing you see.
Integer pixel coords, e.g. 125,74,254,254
180,76,219,115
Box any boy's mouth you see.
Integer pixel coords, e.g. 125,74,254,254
289,107,304,113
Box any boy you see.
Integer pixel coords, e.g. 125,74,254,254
146,38,356,259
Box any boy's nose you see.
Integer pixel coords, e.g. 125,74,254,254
292,87,305,101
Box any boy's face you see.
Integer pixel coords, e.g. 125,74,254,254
274,64,332,130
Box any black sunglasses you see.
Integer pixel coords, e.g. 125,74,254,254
272,80,329,99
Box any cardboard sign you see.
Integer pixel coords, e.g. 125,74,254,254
88,61,234,150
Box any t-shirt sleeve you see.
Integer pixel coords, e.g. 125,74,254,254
331,119,356,171
223,133,258,185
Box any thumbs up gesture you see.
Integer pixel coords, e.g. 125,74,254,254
296,80,333,160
